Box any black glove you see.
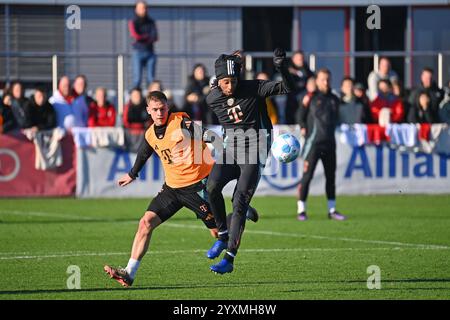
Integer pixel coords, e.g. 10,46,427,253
273,48,286,69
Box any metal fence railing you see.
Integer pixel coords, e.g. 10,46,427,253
244,50,450,90
1,50,449,115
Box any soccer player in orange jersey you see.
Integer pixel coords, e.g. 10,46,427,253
104,91,257,287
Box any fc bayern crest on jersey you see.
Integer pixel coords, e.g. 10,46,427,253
227,98,234,106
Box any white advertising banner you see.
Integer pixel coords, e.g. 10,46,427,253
76,127,450,198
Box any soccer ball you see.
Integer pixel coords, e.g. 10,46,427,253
271,133,301,163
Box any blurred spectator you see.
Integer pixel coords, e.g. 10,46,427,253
407,91,439,124
353,82,372,123
288,51,314,93
353,82,370,108
286,50,314,124
408,68,444,120
370,79,405,126
439,81,450,124
256,72,278,124
50,76,75,130
147,80,163,93
367,57,399,101
299,77,317,108
23,88,56,131
123,88,151,130
9,81,30,129
392,80,411,119
162,89,179,111
129,0,159,89
146,80,178,113
182,63,211,122
88,87,116,127
71,75,91,127
0,94,18,133
296,77,316,125
338,77,371,124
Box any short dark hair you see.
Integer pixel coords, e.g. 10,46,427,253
422,67,434,74
74,74,87,85
418,90,431,98
193,63,207,74
129,87,141,94
10,80,22,89
341,76,354,84
135,0,147,7
292,50,304,56
378,78,392,88
34,87,46,94
58,75,70,85
316,68,331,77
146,90,168,105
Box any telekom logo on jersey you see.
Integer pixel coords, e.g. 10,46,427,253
227,106,243,123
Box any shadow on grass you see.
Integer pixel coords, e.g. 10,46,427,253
2,278,450,296
0,280,281,296
0,219,136,225
0,216,216,225
344,278,450,284
283,278,450,293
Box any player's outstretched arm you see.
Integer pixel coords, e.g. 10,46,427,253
257,48,296,97
118,174,134,187
119,138,154,187
273,47,296,93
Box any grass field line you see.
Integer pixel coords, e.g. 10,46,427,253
166,223,450,250
0,210,103,221
0,246,442,260
1,209,449,251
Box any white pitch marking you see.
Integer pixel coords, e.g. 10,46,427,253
0,247,440,261
0,210,102,221
165,223,450,250
1,210,448,251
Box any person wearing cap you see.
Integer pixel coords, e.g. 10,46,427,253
205,48,295,274
353,82,372,123
338,77,372,124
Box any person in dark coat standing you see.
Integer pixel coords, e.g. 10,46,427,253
129,1,159,89
23,88,57,131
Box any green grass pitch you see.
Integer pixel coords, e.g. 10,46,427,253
0,195,449,300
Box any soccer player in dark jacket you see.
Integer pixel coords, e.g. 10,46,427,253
205,48,295,274
297,68,347,221
103,91,259,287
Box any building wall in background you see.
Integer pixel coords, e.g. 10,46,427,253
1,5,242,94
0,4,449,93
412,7,450,87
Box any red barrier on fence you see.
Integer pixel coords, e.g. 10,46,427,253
0,132,76,197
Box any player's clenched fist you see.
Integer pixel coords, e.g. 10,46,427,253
273,48,286,69
118,173,134,187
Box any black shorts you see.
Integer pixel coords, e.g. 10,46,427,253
147,178,216,229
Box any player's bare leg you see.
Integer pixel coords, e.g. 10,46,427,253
104,211,162,287
130,211,162,260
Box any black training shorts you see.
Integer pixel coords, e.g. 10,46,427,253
147,178,216,229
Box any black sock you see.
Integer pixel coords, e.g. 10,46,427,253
218,231,229,242
224,252,235,264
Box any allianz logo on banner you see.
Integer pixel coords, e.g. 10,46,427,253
345,146,450,179
261,145,450,191
104,145,449,190
261,157,303,191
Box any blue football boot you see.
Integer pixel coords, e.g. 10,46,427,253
206,240,227,259
210,258,234,274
